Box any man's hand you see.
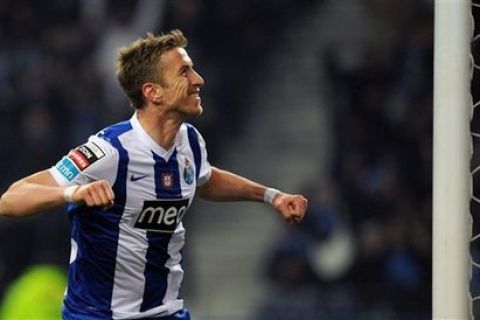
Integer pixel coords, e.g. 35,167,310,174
272,193,308,224
71,180,115,210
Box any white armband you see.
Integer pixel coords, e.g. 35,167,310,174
264,188,280,205
63,186,80,203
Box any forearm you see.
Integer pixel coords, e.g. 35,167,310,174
0,172,66,217
197,167,268,202
197,167,308,224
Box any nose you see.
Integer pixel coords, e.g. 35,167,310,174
191,69,204,88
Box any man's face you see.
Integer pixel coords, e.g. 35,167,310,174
159,47,205,117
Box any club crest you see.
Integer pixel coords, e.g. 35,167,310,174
183,158,194,185
161,172,174,190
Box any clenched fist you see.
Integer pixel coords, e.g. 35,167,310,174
68,180,115,209
272,193,308,224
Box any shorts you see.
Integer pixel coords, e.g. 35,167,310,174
63,307,191,320
143,308,191,320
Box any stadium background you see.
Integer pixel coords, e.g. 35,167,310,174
0,0,433,319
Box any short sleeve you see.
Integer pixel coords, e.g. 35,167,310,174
49,136,119,187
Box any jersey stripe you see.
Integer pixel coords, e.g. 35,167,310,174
152,150,182,199
161,227,185,304
64,121,132,318
140,232,174,312
105,122,133,216
141,149,183,311
111,131,150,317
100,121,132,316
186,125,201,182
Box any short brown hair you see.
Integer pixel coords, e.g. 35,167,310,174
115,29,188,109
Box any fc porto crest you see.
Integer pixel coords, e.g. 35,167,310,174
183,159,194,185
161,172,174,190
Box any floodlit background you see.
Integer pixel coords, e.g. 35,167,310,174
0,0,433,319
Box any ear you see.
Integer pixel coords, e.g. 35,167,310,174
141,83,163,104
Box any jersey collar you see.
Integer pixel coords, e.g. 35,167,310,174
130,112,179,160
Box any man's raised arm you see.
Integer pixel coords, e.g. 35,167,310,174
197,167,308,224
0,170,114,217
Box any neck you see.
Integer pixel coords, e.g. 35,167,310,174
136,106,183,150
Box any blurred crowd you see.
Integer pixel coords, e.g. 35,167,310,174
260,2,433,319
0,0,434,319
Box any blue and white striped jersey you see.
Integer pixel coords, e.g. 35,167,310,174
49,113,211,319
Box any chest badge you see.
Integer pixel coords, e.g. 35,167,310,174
161,172,174,190
183,159,194,185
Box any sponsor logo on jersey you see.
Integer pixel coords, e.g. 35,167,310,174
55,157,80,181
130,173,149,182
134,199,189,233
72,141,105,170
161,172,174,190
68,150,89,170
183,158,194,185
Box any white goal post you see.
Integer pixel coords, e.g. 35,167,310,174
433,0,472,319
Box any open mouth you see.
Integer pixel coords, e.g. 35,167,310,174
189,91,201,101
188,87,200,94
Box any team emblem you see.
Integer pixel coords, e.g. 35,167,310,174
161,172,174,190
183,159,194,185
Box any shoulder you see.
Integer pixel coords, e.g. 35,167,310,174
181,123,209,162
182,122,205,142
66,135,118,173
93,120,136,154
50,133,120,186
96,120,134,143
74,119,134,167
183,122,201,133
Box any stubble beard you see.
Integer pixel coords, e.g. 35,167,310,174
178,101,203,119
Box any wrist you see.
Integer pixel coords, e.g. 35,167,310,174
264,188,280,205
63,186,79,203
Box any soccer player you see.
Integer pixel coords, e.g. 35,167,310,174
0,30,308,319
